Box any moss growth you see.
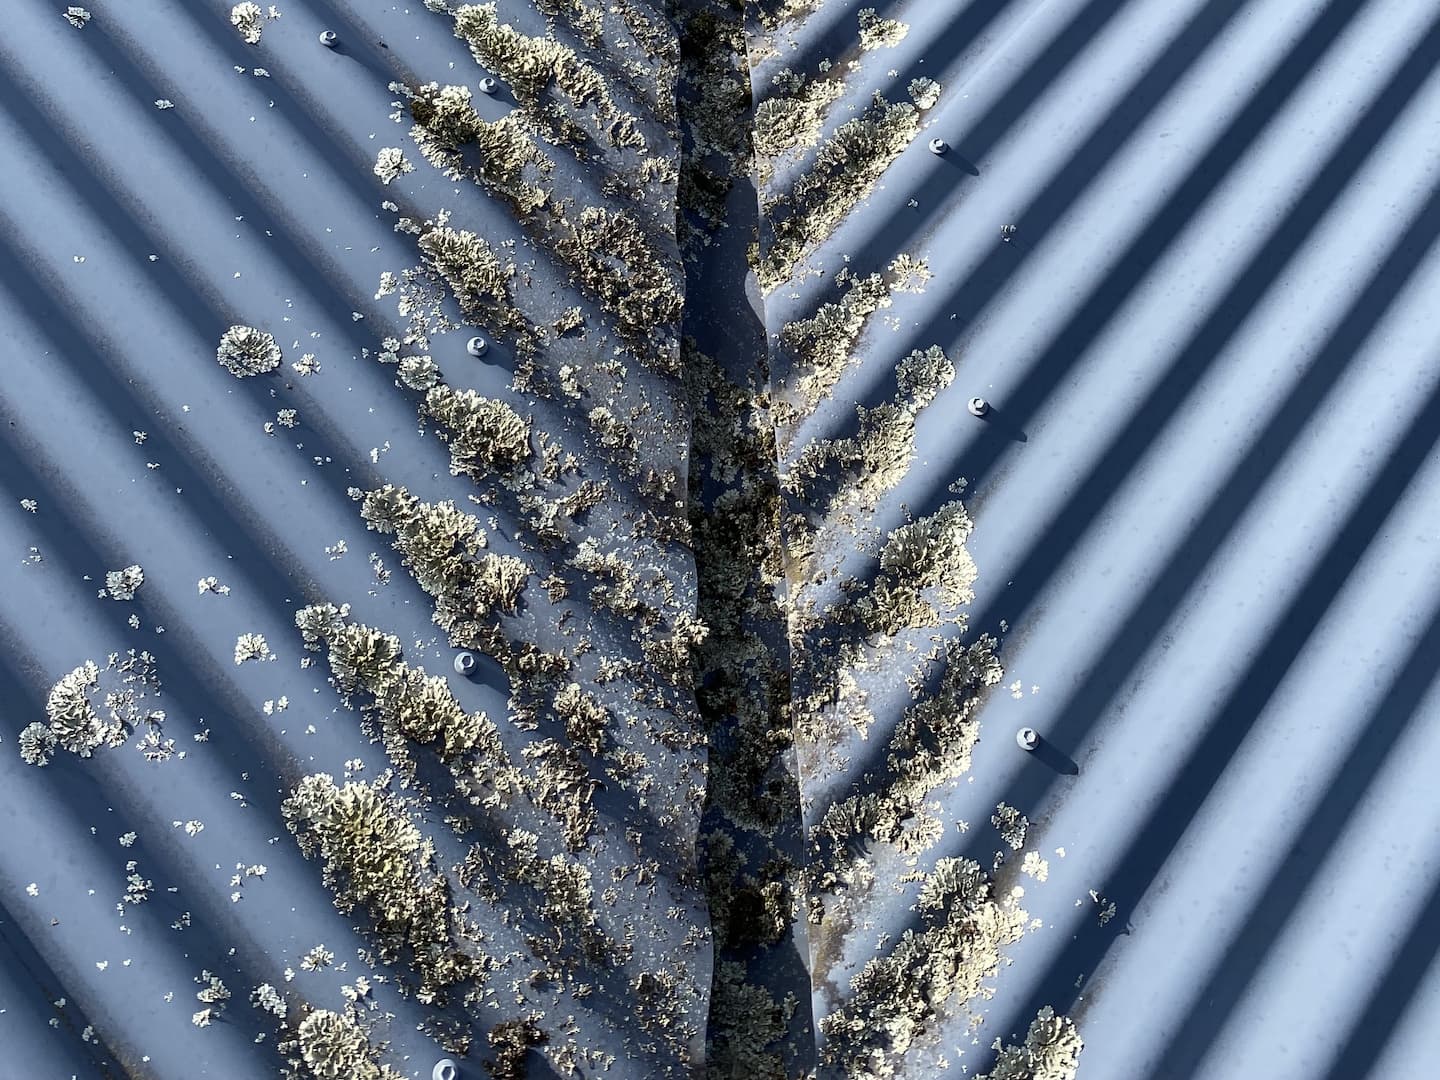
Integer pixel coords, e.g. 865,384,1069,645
485,1016,548,1079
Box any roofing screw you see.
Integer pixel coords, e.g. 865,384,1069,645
318,30,338,47
433,1061,460,1080
928,137,948,155
453,651,477,677
968,396,990,418
1016,727,1039,751
1001,224,1018,243
466,335,489,358
478,76,499,94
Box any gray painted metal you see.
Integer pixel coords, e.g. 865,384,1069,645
0,1,704,1077
11,0,1440,1076
751,0,1440,1076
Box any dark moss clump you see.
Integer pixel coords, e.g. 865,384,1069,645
484,1016,548,1079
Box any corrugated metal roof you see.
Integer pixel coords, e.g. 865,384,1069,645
10,0,1440,1076
747,0,1440,1075
1,0,707,1076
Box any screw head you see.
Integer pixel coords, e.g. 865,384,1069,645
466,335,489,358
1017,727,1039,751
478,76,499,95
1001,224,1017,242
433,1061,460,1080
928,137,948,155
453,651,477,677
967,396,990,418
318,30,338,47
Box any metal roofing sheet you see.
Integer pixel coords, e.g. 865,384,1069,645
746,0,1440,1076
1,0,707,1076
9,0,1440,1077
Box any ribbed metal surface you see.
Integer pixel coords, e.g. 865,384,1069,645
0,1,705,1077
750,0,1440,1076
10,0,1440,1076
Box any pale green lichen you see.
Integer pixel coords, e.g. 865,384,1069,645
216,324,282,376
404,83,551,214
230,2,264,43
233,632,271,664
283,773,482,1001
485,1017,548,1079
908,77,942,111
45,660,107,756
752,69,845,178
784,350,956,519
759,96,924,290
819,857,1028,1077
811,634,1002,889
519,737,598,848
423,385,533,481
779,270,893,414
17,721,57,766
553,205,683,351
354,485,531,640
552,682,610,756
974,1007,1084,1080
104,564,144,600
291,1008,405,1080
453,4,606,107
992,802,1029,852
35,651,164,762
588,405,637,464
450,4,644,149
414,224,526,333
887,253,933,294
858,7,908,50
852,499,976,631
373,147,413,185
294,603,517,790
